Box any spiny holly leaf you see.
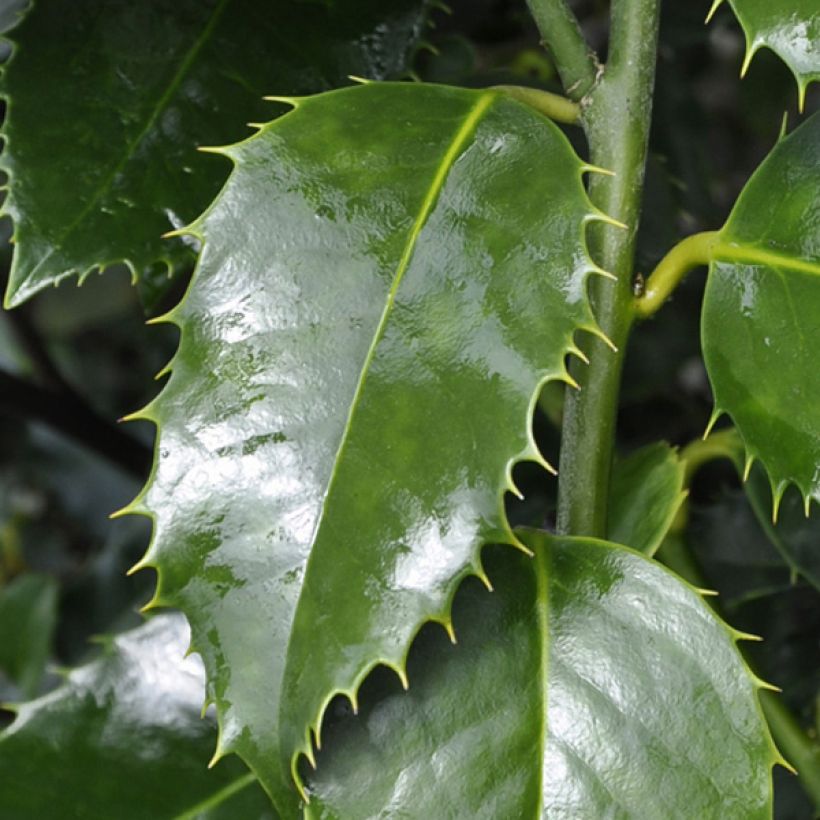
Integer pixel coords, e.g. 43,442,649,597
305,534,780,818
0,573,57,698
707,0,820,107
0,614,275,819
607,442,687,555
121,82,615,814
0,0,433,309
702,111,820,516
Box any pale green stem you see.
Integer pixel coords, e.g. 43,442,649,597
492,85,580,124
554,0,662,537
525,0,598,100
634,231,720,319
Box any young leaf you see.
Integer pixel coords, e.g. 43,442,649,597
306,534,779,818
0,614,275,819
708,0,819,106
0,0,432,308
701,111,820,515
607,442,687,555
124,82,612,812
0,573,57,698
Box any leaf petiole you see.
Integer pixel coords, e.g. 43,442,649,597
635,230,720,319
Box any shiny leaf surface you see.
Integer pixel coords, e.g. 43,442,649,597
306,534,778,818
0,613,275,819
607,441,687,555
125,82,609,813
702,112,820,513
709,0,819,105
1,0,431,308
0,573,56,698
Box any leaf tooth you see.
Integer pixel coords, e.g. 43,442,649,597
731,628,763,643
704,0,723,24
695,587,719,598
771,479,789,524
584,322,618,352
754,675,782,694
568,344,590,365
262,94,305,111
742,451,755,482
739,38,761,79
703,406,722,439
346,75,371,86
581,163,616,178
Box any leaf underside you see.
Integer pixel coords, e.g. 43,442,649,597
126,82,611,814
702,111,820,514
0,0,432,308
710,0,820,106
0,614,274,819
306,534,778,819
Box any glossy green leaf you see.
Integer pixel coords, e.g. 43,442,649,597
702,112,820,514
0,0,432,308
708,0,819,106
306,534,779,818
608,441,687,555
123,82,612,813
0,613,275,819
745,464,820,592
0,573,56,698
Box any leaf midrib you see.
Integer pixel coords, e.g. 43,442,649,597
715,240,820,276
17,0,232,285
284,88,496,754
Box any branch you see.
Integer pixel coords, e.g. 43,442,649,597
525,0,598,101
0,369,152,480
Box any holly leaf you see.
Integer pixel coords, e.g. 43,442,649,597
1,0,432,308
122,82,614,813
707,0,820,107
0,573,57,698
0,613,275,819
305,534,779,818
608,442,687,555
701,111,820,514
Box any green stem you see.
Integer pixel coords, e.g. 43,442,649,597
635,231,720,319
492,85,580,124
656,533,820,811
554,0,662,537
525,0,598,100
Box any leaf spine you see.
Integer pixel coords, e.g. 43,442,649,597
704,0,723,24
